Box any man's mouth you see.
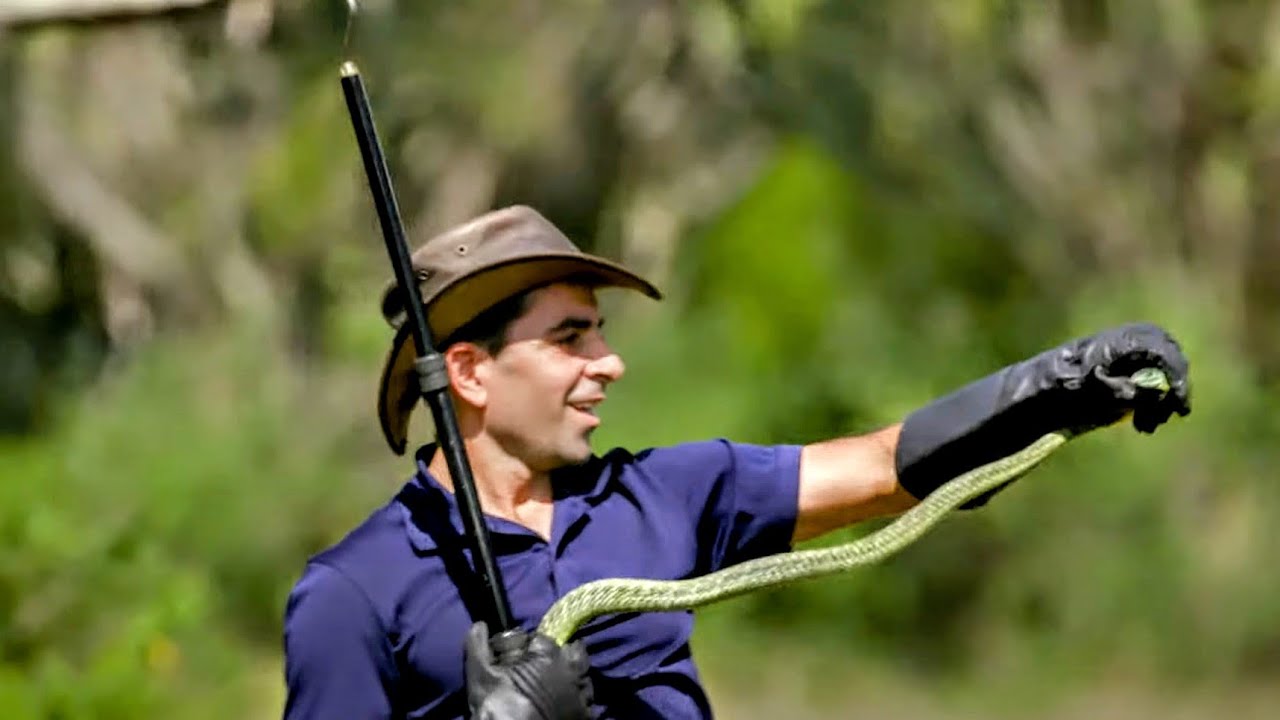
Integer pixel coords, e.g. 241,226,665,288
568,398,604,418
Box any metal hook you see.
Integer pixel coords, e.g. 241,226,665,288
342,0,359,58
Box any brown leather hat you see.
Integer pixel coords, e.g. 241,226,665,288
376,205,661,454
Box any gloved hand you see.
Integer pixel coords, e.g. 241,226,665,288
465,622,594,720
895,322,1191,508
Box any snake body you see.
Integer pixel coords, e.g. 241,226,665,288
537,369,1169,645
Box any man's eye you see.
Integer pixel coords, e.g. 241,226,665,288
557,333,581,346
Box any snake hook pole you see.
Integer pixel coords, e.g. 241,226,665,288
337,0,516,636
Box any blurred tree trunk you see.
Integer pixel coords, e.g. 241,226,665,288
0,1,285,433
0,0,214,25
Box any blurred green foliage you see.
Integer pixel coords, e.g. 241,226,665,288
1,1,1279,718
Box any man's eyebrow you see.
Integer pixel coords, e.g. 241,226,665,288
546,316,603,334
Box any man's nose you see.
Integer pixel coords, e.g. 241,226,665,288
585,340,626,384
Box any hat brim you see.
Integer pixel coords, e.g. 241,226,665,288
377,254,661,455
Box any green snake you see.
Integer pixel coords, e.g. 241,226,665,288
537,368,1171,644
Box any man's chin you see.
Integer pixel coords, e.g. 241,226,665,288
559,434,596,466
562,447,594,466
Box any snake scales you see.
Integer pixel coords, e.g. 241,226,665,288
537,368,1170,644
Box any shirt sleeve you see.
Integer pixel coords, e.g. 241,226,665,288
637,439,802,573
282,562,398,720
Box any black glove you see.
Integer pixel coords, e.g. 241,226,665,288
465,622,594,720
895,322,1191,508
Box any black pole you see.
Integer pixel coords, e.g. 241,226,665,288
339,60,516,633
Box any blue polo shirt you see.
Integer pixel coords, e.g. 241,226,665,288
282,439,801,719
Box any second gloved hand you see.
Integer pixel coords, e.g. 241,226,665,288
465,622,594,720
895,322,1191,508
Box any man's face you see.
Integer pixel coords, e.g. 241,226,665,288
478,282,626,471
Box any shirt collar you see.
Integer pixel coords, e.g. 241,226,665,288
396,444,613,554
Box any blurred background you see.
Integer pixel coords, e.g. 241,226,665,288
1,0,1278,717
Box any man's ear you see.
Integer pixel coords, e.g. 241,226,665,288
442,342,490,409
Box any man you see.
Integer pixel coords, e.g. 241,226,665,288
282,205,1191,719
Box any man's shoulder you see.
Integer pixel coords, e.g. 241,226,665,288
581,439,758,494
596,438,742,472
590,438,801,495
289,492,417,617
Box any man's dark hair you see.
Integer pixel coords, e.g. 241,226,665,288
440,273,603,354
440,290,532,354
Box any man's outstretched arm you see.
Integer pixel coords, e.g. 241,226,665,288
795,423,913,542
795,322,1192,544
